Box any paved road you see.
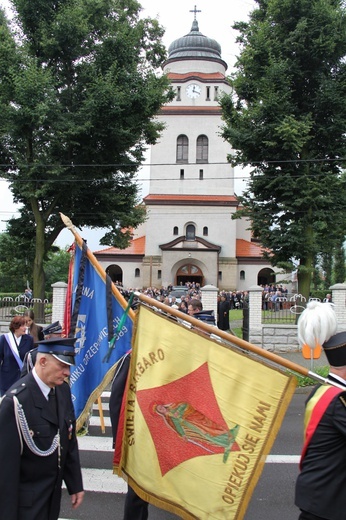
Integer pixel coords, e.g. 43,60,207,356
59,388,310,520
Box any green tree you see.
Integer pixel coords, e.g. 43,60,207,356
44,248,71,292
221,0,346,300
0,232,33,293
0,231,70,295
333,239,346,284
0,0,173,300
321,252,333,290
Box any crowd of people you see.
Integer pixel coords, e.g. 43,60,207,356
114,281,249,330
261,284,288,309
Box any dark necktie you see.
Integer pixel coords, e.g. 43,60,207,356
48,388,58,423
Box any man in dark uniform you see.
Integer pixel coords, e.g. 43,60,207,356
21,321,63,377
295,327,346,520
0,336,84,520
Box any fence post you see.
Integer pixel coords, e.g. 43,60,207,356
51,281,68,325
200,285,218,322
330,283,346,329
248,285,263,346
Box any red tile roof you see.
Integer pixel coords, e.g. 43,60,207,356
144,194,238,205
160,106,222,115
94,237,265,260
167,72,226,81
236,239,265,258
94,236,145,256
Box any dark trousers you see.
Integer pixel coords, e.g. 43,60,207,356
123,486,148,520
299,511,327,520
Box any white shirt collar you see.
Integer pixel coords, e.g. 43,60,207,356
32,367,51,400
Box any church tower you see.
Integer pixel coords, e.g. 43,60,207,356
142,8,239,288
95,9,276,291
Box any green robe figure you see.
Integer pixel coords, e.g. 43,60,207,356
154,402,239,462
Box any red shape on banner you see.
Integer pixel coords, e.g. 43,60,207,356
136,363,240,476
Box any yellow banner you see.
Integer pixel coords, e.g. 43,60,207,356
118,306,296,519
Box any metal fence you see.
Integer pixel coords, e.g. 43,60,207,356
262,293,315,323
0,296,52,324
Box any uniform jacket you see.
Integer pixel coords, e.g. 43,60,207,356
0,333,34,395
0,372,83,520
295,376,346,520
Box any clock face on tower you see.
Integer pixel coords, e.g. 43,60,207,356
186,84,202,99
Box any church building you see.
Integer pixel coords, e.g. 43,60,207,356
94,10,282,292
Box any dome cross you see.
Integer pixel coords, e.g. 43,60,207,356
189,5,201,21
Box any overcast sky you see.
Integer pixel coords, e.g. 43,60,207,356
0,0,256,249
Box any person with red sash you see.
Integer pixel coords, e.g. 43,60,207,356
295,301,346,520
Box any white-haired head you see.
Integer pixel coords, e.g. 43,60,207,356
297,301,337,350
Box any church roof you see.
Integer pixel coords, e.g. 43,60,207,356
94,236,145,256
167,71,226,81
93,237,264,260
160,105,223,116
164,19,227,70
143,194,238,206
236,239,265,258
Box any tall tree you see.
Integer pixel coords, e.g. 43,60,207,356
0,232,33,293
333,239,346,285
220,0,346,300
0,230,69,295
0,0,173,299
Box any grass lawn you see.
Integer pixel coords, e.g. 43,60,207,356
228,308,243,338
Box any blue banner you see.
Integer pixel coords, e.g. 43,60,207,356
70,242,133,429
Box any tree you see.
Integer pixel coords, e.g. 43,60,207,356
220,0,346,300
332,239,346,284
0,231,70,295
0,232,33,293
0,0,174,299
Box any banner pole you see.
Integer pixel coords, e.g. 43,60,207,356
134,292,327,382
60,213,135,319
97,397,106,434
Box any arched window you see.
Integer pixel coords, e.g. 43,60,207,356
240,270,245,280
135,268,140,277
173,226,179,235
176,135,189,163
196,135,208,163
186,224,196,241
203,226,208,236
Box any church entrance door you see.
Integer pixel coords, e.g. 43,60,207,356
176,264,204,286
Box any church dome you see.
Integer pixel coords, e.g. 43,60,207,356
165,19,227,69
